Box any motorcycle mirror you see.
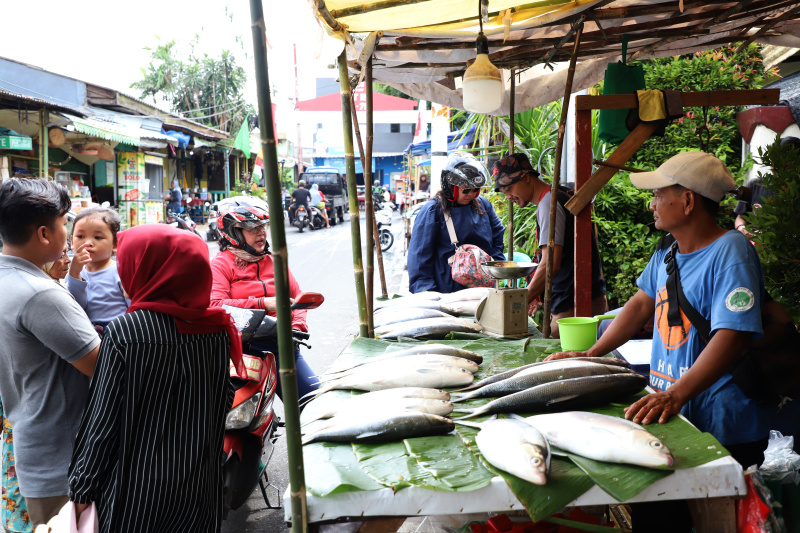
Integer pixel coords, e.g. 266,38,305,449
290,292,324,310
101,201,111,208
204,202,211,207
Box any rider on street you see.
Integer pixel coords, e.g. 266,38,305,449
288,180,312,224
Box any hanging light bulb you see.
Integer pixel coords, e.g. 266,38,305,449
462,1,503,114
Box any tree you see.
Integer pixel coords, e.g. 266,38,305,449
132,39,253,136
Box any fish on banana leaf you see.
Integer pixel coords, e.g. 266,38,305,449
373,308,454,328
454,357,630,392
440,300,481,317
374,292,442,310
301,387,451,417
375,317,483,340
324,343,483,375
471,418,550,485
302,396,454,427
453,373,647,419
302,360,475,399
452,360,634,403
438,287,492,304
318,354,480,382
302,411,455,445
523,411,673,468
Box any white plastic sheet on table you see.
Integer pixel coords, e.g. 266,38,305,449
285,455,745,524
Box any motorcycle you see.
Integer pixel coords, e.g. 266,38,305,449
308,205,326,231
165,209,202,237
292,205,309,232
375,204,394,252
221,292,324,516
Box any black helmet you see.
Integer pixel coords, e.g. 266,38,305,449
218,204,270,256
441,152,488,201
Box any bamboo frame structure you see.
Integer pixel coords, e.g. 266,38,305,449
506,69,515,262
247,2,307,531
366,59,389,299
339,51,371,338
542,21,583,339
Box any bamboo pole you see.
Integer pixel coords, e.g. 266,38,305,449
506,69,515,262
38,109,48,178
366,59,389,299
248,2,306,532
338,51,370,338
542,22,584,339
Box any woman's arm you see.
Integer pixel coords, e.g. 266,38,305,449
287,270,308,332
407,203,439,293
68,334,124,504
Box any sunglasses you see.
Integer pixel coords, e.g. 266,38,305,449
460,187,482,194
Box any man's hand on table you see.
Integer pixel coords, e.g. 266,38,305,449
624,389,683,425
543,350,587,361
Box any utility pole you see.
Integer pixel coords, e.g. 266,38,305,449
294,44,304,174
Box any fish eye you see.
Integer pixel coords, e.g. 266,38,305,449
531,457,542,467
650,441,663,449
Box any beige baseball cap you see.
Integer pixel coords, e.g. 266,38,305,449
630,151,736,202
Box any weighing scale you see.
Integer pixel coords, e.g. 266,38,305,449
476,261,538,337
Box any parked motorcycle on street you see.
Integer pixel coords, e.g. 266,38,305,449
376,203,394,252
165,209,202,237
221,292,324,516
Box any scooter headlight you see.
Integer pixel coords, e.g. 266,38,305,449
225,392,261,430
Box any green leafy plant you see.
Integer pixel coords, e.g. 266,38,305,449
746,138,800,322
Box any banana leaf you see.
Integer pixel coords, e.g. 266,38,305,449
454,420,595,520
354,440,463,491
303,442,384,497
404,435,496,491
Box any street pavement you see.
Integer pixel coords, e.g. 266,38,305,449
207,208,409,532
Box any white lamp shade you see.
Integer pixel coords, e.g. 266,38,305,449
463,78,504,114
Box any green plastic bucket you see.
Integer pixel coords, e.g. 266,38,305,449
557,314,617,351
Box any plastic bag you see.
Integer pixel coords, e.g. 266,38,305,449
759,430,800,484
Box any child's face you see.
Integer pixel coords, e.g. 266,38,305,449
72,216,116,266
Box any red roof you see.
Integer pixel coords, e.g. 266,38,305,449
297,84,418,112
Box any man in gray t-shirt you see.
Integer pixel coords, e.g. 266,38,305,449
0,178,100,525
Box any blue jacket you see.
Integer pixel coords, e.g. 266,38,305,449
408,196,505,293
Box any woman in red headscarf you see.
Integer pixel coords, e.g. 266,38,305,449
68,224,239,533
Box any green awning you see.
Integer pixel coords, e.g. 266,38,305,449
70,116,140,146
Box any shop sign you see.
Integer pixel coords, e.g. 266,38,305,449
144,154,163,166
0,136,32,150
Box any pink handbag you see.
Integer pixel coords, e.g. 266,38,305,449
444,213,494,288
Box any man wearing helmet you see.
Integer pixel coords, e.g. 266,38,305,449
492,153,607,337
288,180,312,224
408,152,505,293
209,204,318,399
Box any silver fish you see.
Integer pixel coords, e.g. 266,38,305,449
438,287,492,304
373,308,454,328
302,397,454,427
302,387,451,419
454,357,630,392
523,411,673,468
324,344,483,375
302,411,455,445
303,360,475,399
374,292,442,310
440,300,481,316
318,354,480,382
452,360,634,402
375,318,483,340
454,373,647,419
474,418,550,485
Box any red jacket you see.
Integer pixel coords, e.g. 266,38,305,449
210,250,308,332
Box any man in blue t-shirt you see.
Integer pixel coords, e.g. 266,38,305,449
547,151,769,466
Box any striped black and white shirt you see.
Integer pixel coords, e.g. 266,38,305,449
68,310,233,533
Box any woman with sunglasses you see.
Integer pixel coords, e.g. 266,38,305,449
408,152,505,293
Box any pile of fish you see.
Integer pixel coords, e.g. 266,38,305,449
460,410,672,485
372,288,490,339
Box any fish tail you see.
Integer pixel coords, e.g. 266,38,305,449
449,393,467,403
451,384,479,392
451,412,479,421
452,419,483,429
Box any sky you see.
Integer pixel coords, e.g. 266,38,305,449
0,1,342,114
